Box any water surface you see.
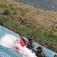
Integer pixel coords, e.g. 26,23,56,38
0,26,22,57
16,0,57,10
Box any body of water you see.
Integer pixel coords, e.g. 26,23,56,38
0,26,22,57
16,0,57,10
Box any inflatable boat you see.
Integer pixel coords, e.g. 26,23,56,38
0,26,57,57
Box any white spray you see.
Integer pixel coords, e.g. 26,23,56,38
0,34,37,57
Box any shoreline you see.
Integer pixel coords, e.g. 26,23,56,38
16,0,57,11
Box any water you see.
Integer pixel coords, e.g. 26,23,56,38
16,0,57,10
0,26,22,57
0,45,22,57
0,26,20,38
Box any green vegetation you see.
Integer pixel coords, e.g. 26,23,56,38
0,0,57,52
3,9,11,15
0,16,57,52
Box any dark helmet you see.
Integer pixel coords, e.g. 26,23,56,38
37,46,42,50
54,55,57,57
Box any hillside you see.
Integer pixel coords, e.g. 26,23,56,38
0,0,57,52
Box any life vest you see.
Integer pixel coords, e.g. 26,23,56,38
14,38,25,52
18,38,25,47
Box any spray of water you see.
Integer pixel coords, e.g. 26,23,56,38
0,34,37,57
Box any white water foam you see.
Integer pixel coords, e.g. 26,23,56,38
19,46,37,57
0,34,18,48
0,34,37,57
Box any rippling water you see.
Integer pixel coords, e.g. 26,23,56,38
16,0,57,10
0,26,22,57
0,45,22,57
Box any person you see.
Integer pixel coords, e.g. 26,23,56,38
26,37,34,50
21,36,33,49
22,33,33,49
35,46,45,57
